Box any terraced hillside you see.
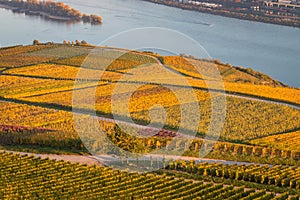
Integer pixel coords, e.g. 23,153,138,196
0,43,299,163
0,43,299,198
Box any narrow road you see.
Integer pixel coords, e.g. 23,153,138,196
94,153,272,167
0,150,271,167
0,150,102,166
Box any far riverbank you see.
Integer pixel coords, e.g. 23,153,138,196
143,0,300,28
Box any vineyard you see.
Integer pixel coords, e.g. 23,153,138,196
52,49,157,71
0,75,82,98
131,97,300,142
2,80,299,143
0,44,299,156
167,160,300,189
0,45,52,57
0,151,298,199
0,44,299,198
4,64,123,81
161,56,300,105
1,44,299,105
0,101,298,166
250,131,300,152
186,78,300,106
162,56,284,87
26,45,92,59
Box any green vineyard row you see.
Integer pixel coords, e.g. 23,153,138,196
167,160,300,189
0,151,298,199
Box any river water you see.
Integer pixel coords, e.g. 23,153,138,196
0,0,299,87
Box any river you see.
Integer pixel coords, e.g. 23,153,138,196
0,0,299,87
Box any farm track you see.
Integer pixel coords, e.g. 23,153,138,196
0,149,272,167
0,150,103,166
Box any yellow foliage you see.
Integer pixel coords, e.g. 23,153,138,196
250,131,300,152
0,45,52,57
5,64,123,81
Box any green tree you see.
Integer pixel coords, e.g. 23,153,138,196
81,40,88,45
33,39,40,45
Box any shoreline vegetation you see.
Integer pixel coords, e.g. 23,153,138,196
0,0,102,25
143,0,300,28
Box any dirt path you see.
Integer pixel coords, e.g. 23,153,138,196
1,150,271,167
1,150,102,166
